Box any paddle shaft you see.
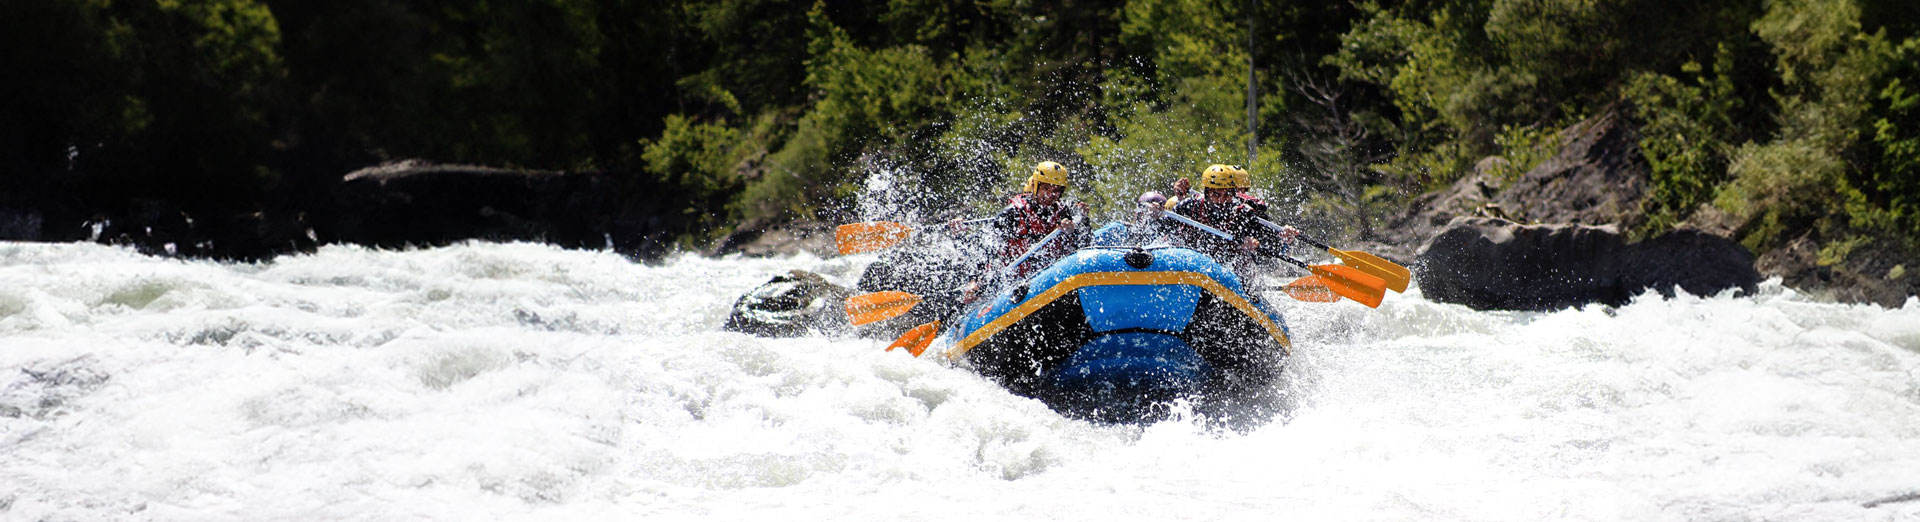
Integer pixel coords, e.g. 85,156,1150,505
936,217,998,231
1254,217,1328,251
1158,210,1236,242
999,228,1064,281
1270,251,1318,272
1162,209,1341,278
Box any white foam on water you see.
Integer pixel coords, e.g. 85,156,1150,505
1,241,1915,521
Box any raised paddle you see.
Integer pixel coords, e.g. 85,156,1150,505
834,218,996,255
884,228,1066,357
1254,218,1410,293
845,291,922,326
1158,210,1387,308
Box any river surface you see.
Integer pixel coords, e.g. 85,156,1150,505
2,240,1917,521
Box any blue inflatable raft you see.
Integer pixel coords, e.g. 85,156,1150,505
932,240,1292,423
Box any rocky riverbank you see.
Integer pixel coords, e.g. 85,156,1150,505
1373,108,1915,309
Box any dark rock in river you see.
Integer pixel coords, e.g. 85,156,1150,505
725,232,987,338
6,159,696,262
724,270,852,337
709,221,836,257
1417,217,1761,311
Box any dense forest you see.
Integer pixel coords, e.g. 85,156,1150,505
3,0,1917,275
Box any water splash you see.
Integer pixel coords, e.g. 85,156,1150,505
0,241,1915,521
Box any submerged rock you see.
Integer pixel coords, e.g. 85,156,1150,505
725,233,986,338
1417,217,1760,311
723,270,851,337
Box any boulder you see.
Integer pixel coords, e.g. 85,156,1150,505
724,235,985,338
1417,217,1760,311
723,270,852,337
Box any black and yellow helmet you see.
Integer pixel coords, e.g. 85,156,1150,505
1023,161,1070,193
1199,164,1246,190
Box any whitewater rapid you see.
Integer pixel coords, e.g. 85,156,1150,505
1,241,1916,521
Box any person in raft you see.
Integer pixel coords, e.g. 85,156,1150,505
1167,164,1299,271
951,160,1089,302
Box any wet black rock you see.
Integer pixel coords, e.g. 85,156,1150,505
723,270,852,337
1417,217,1761,311
4,159,693,262
709,221,835,258
724,234,986,338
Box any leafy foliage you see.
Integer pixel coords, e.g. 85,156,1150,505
1623,44,1746,235
3,0,1917,261
1865,37,1920,237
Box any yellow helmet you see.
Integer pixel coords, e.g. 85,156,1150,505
1023,161,1070,193
1199,164,1244,189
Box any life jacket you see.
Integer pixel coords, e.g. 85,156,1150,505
1176,198,1253,230
1002,193,1070,258
1235,192,1270,214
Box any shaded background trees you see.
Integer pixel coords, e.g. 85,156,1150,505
3,0,1916,269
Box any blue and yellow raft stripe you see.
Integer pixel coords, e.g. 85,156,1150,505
942,271,1292,360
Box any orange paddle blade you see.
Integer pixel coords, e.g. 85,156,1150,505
884,320,942,357
1307,264,1388,308
845,291,923,326
1282,275,1342,302
1326,248,1411,293
835,222,915,255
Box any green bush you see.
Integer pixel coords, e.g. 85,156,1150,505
1082,75,1253,214
1623,45,1743,235
1489,123,1560,185
1865,37,1920,237
642,116,745,200
738,113,835,225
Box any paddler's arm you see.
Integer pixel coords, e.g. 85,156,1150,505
1169,200,1238,253
1240,206,1300,258
1228,206,1264,254
1059,200,1092,248
958,203,1024,303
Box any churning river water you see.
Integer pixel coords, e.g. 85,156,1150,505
2,240,1916,521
